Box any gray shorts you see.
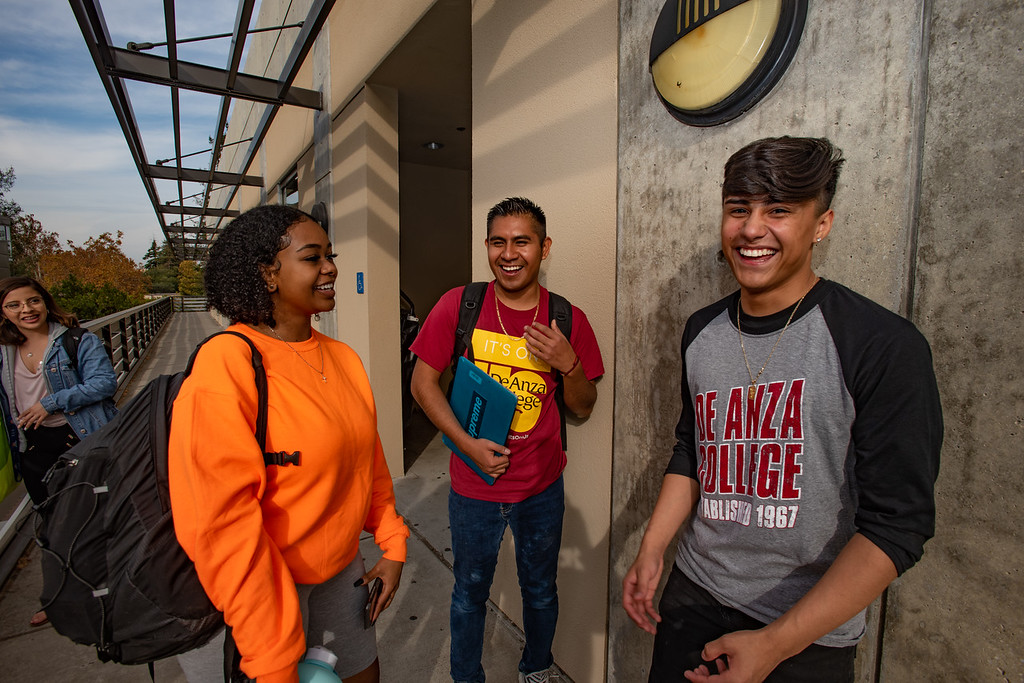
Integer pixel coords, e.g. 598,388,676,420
177,554,377,681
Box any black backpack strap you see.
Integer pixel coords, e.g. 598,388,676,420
224,626,248,683
185,331,283,467
547,292,573,451
61,326,87,372
450,282,488,375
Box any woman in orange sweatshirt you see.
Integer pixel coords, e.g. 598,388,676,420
169,205,408,683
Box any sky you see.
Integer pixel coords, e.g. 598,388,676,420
0,0,255,261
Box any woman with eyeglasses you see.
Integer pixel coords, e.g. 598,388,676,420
0,276,118,627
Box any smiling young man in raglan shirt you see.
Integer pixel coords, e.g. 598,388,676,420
623,137,942,683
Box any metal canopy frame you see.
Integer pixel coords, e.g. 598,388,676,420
69,0,336,261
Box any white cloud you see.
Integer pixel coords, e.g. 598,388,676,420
0,116,130,174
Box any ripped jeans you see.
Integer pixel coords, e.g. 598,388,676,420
448,476,564,683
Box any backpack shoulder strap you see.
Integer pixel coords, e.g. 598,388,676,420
547,291,574,451
548,292,573,340
185,331,271,457
61,327,87,372
451,282,488,375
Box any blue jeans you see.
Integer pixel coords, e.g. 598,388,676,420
449,476,564,683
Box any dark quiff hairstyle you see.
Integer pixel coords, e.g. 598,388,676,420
0,276,79,345
486,197,547,242
204,204,322,327
723,136,846,213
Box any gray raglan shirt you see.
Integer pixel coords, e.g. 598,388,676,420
666,279,942,647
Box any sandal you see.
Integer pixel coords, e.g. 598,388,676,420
29,610,48,627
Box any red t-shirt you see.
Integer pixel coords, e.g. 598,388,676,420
410,282,604,502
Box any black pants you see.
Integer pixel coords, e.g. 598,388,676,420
20,423,79,505
649,564,856,683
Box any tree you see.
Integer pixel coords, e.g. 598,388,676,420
177,260,205,296
39,231,150,300
143,239,181,293
10,213,61,278
0,166,22,217
50,274,138,321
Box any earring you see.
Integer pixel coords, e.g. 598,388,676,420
268,284,277,292
314,313,321,322
815,237,822,243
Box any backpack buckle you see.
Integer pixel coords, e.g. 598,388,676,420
263,450,301,467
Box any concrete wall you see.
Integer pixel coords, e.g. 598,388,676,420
611,1,1023,681
889,2,1024,680
472,1,619,680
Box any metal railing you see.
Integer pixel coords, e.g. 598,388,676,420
172,296,208,313
0,296,179,579
84,296,174,399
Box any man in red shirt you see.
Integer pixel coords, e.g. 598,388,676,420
411,197,604,683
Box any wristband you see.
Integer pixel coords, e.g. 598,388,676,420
563,355,580,376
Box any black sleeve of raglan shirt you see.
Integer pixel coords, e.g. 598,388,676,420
822,287,943,575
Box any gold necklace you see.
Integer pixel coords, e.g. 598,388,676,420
737,290,810,400
267,326,327,383
494,294,539,339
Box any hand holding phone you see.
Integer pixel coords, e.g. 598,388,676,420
363,577,383,629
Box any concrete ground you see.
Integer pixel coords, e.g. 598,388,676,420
0,312,559,682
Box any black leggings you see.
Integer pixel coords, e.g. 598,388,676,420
20,423,79,505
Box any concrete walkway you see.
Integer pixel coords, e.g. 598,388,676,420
0,312,549,682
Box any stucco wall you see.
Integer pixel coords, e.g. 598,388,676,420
611,1,1023,681
329,85,403,476
472,1,619,680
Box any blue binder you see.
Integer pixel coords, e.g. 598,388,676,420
442,357,518,485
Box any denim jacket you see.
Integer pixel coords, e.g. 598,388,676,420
0,323,118,461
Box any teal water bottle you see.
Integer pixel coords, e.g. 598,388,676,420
297,646,342,683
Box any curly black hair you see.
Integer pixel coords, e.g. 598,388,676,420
204,205,321,326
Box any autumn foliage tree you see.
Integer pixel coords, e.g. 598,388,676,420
40,231,149,299
38,231,149,319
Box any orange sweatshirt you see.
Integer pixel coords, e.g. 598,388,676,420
169,325,408,683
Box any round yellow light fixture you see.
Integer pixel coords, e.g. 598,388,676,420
650,0,808,126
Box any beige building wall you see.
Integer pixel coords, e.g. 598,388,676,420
329,85,402,473
472,2,619,681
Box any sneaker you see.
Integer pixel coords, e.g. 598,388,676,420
518,670,549,683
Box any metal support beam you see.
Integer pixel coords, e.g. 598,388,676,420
70,0,337,261
212,0,337,229
158,206,239,217
107,48,322,109
146,165,262,186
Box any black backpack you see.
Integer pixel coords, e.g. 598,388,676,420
34,330,295,667
452,282,573,449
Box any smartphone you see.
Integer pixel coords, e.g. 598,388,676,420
363,577,383,629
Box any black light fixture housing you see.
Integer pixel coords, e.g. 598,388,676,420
649,0,808,127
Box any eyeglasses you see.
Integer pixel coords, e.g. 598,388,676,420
3,297,44,312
